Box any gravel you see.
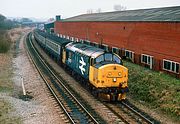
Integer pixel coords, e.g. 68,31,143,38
31,33,179,124
0,28,65,124
32,33,125,124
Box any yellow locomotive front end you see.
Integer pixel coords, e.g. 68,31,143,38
89,53,128,101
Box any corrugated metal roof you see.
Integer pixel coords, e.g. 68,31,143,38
63,6,180,22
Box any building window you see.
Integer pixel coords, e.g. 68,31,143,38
60,34,62,38
141,54,152,65
79,39,84,43
112,47,119,54
125,50,134,60
102,44,109,52
63,35,66,38
66,36,69,40
75,38,79,42
163,59,179,73
70,37,74,41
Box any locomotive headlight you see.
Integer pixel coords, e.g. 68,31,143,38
113,78,117,82
118,72,121,76
118,72,122,77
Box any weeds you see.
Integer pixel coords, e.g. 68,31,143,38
0,99,21,124
124,60,180,120
0,30,11,53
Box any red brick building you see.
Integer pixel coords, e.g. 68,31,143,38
54,6,180,78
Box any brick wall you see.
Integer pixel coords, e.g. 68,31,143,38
55,21,180,77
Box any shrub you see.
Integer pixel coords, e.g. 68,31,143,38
124,60,180,120
0,31,11,53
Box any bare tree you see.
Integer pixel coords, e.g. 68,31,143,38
96,8,102,13
114,5,127,11
87,9,93,14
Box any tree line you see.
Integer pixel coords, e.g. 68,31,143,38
0,14,18,53
0,14,18,30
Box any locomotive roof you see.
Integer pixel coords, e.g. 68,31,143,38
35,29,70,46
66,42,105,58
62,6,180,22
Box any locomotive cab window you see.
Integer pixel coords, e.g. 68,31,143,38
95,55,104,63
113,55,121,64
105,53,112,61
95,53,122,65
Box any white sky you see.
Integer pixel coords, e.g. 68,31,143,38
1,0,180,19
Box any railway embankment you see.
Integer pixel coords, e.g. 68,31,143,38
124,60,180,123
0,28,64,124
0,28,23,123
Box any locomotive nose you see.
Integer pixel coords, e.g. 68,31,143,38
97,64,128,87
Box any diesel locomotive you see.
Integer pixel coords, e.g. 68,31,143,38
33,29,129,101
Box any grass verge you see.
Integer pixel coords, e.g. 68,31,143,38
0,29,21,124
124,60,180,121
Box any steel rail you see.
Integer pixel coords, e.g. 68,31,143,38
103,103,129,124
26,32,99,124
121,101,157,124
26,33,76,123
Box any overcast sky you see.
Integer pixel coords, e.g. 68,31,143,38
1,0,180,20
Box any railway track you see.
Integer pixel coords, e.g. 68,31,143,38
25,32,104,123
26,31,161,124
103,100,160,124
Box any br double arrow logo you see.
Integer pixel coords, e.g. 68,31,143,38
79,57,86,75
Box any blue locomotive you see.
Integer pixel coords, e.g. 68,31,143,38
34,29,129,101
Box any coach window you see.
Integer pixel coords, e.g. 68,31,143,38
163,59,179,73
67,52,72,62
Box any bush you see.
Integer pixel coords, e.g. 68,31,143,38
124,60,180,120
0,31,11,53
